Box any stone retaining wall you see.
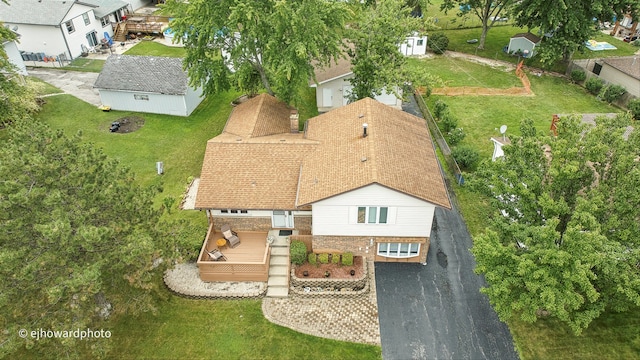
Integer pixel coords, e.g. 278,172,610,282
289,261,369,299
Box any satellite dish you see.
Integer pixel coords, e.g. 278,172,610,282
499,125,507,134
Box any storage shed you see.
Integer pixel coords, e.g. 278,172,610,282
507,33,541,58
94,55,204,116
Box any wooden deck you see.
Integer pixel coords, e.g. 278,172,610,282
196,226,271,282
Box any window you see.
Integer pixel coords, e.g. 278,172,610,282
82,13,90,26
65,20,75,33
220,209,248,214
134,94,149,101
378,243,420,258
101,17,109,27
357,206,388,224
417,39,424,46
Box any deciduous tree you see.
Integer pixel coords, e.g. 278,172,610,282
470,115,640,334
512,0,640,64
162,0,350,105
440,0,514,50
0,121,172,358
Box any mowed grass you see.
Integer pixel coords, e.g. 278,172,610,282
420,59,619,158
110,296,381,360
408,56,520,88
124,40,186,57
60,57,106,72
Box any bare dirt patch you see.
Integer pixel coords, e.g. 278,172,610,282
295,256,364,279
111,116,145,133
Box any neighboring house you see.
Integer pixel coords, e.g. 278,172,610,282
2,33,28,76
310,56,403,112
94,55,204,116
594,57,640,98
399,32,428,56
0,0,140,60
195,93,451,277
507,33,541,58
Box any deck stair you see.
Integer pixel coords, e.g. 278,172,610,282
265,230,295,298
113,23,127,42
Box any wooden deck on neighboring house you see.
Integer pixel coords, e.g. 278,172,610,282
197,226,271,282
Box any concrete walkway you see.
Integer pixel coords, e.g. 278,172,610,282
29,69,101,106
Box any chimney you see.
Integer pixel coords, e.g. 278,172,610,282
290,109,299,133
362,123,368,138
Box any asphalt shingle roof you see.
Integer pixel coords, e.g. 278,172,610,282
83,0,128,18
195,94,451,211
94,55,189,95
511,33,541,44
0,0,94,26
602,56,640,80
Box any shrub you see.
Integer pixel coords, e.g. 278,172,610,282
429,33,449,54
331,253,340,264
570,69,586,83
598,84,626,103
628,98,640,120
585,77,604,95
318,253,329,264
441,112,458,132
308,252,317,266
290,240,307,265
433,100,449,120
447,127,465,145
452,145,479,170
341,252,354,266
632,39,640,47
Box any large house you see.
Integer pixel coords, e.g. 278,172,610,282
94,55,204,116
194,93,451,282
0,0,146,60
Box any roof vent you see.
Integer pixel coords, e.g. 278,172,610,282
361,156,367,162
362,123,368,138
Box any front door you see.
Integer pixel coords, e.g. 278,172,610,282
86,31,98,47
272,210,294,228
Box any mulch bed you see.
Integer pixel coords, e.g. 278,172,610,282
111,116,144,133
294,256,364,279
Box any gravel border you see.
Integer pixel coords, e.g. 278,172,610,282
164,263,266,299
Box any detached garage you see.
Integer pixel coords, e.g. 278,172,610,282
94,55,204,116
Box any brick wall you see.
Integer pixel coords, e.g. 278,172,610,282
212,217,272,232
311,236,429,263
293,215,312,234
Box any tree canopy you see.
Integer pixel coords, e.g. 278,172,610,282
347,0,421,101
470,115,640,334
162,0,350,105
441,0,514,50
0,121,173,358
512,0,640,64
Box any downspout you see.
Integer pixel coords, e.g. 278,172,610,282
59,24,73,60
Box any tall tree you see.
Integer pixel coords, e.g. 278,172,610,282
441,0,514,50
512,0,640,65
1,17,42,127
470,115,640,335
0,121,172,358
347,0,421,101
162,0,350,105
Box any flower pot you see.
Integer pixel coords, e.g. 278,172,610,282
350,269,356,276
303,271,309,277
324,271,330,278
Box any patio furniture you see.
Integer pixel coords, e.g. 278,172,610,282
216,238,227,249
207,249,226,261
221,224,240,248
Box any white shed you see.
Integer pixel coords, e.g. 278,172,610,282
94,55,204,116
507,33,541,58
400,33,428,56
2,36,28,76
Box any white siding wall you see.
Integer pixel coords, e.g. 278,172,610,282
184,85,205,115
5,23,68,59
400,35,427,56
98,89,204,116
315,75,402,112
126,0,151,11
61,6,98,58
507,38,536,57
600,64,640,97
311,183,436,237
3,41,27,75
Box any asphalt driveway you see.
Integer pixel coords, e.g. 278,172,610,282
374,96,519,360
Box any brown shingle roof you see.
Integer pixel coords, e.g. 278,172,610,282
511,33,541,44
297,98,451,209
195,95,451,210
310,56,352,86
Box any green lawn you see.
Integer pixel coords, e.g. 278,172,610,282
408,56,521,88
124,40,186,57
416,55,640,359
110,296,380,359
60,57,105,72
419,58,619,159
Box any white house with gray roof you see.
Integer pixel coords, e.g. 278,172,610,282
0,0,139,60
94,55,204,116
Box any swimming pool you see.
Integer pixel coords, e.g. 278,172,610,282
585,40,617,51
